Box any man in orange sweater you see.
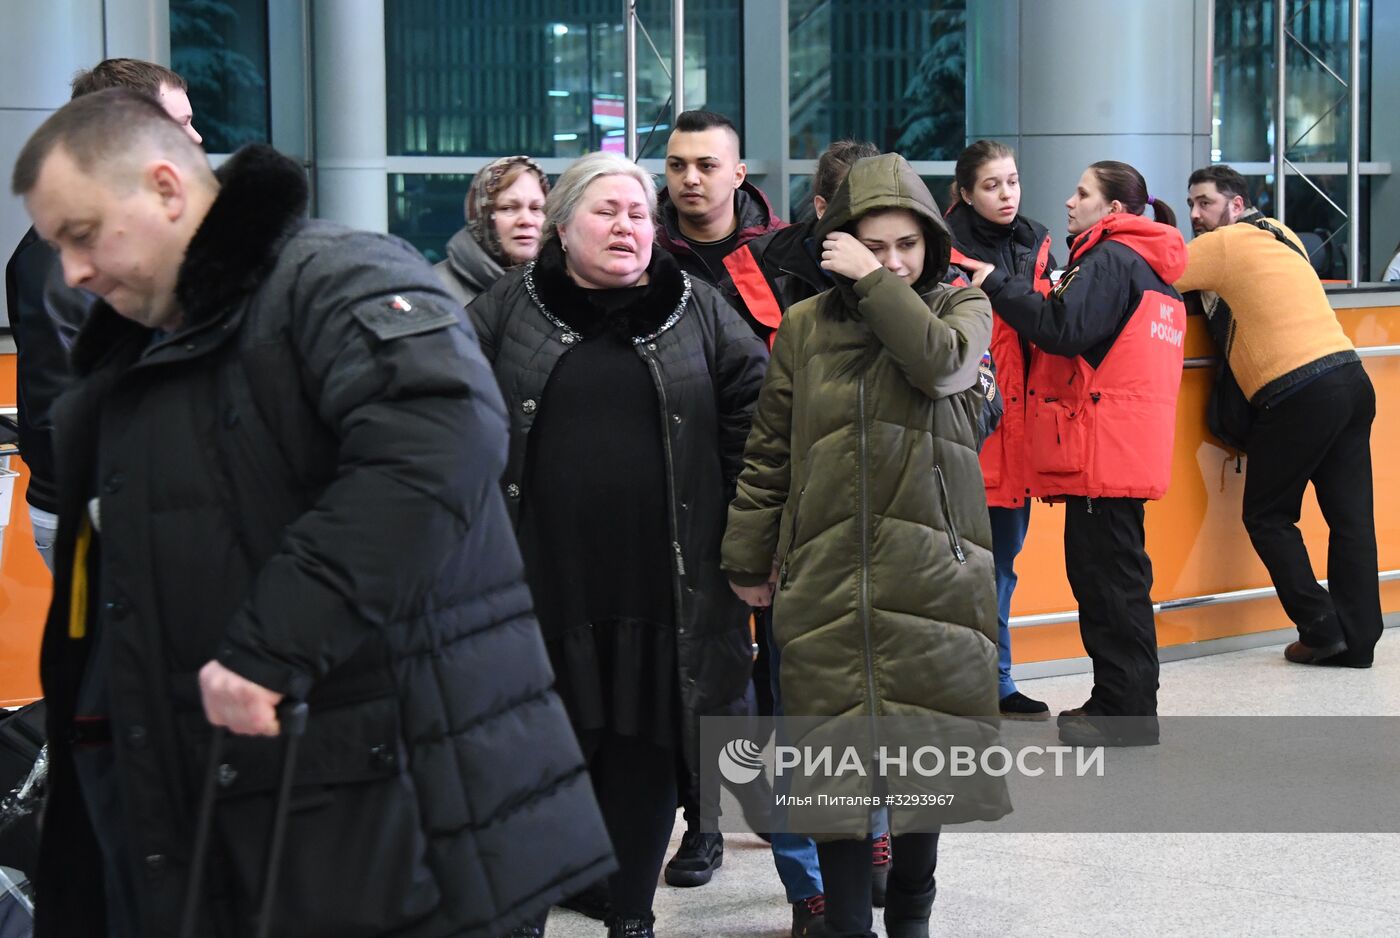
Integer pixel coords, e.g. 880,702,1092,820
1176,164,1381,668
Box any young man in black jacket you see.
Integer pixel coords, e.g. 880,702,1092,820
651,109,785,896
656,109,785,324
5,58,201,571
723,140,879,346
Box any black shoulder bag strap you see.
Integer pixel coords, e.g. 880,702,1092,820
1203,214,1311,456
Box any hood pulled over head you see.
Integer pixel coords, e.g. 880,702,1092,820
813,153,953,292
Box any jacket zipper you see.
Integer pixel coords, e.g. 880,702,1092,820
933,464,968,565
643,354,687,594
1040,396,1062,444
857,376,879,720
778,485,805,589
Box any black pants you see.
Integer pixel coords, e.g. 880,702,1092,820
679,679,771,831
816,832,939,938
1064,495,1159,717
1243,362,1382,661
589,734,678,918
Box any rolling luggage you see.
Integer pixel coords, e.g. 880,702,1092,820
179,701,308,938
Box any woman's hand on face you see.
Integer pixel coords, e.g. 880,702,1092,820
730,579,775,608
953,256,996,289
820,232,883,282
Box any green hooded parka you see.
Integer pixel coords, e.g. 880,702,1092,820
722,154,1011,828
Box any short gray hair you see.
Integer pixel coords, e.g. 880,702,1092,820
544,151,657,243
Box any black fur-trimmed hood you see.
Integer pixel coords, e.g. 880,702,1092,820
526,238,690,341
176,144,310,328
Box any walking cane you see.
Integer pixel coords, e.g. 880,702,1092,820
179,700,309,938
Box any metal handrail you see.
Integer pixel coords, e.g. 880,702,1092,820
1011,570,1400,629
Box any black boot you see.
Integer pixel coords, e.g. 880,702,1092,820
870,832,891,907
606,913,656,938
663,830,723,886
503,916,547,937
882,878,935,938
791,893,825,937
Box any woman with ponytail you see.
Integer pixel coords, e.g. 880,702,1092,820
945,141,1057,722
955,160,1187,748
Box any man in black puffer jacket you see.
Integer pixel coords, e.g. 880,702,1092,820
13,88,613,938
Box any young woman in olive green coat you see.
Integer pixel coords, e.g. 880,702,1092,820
722,154,1010,938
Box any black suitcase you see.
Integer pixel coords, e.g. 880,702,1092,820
0,701,47,876
179,701,308,938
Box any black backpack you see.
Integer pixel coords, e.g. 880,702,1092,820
1200,215,1314,453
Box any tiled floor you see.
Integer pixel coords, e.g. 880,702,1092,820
549,623,1400,937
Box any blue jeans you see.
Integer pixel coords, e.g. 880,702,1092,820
29,504,58,574
764,608,824,902
990,503,1032,699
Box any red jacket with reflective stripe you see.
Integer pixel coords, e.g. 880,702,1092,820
723,244,785,348
950,235,1054,508
991,214,1188,500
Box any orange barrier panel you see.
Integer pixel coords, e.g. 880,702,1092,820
0,353,48,705
0,297,1395,700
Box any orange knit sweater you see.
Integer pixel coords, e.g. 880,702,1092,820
1175,218,1355,401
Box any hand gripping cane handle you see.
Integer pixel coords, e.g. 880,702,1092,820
179,700,310,938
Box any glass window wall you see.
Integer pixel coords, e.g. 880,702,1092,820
789,1,965,161
1212,0,1372,275
385,0,741,160
389,173,475,265
170,0,271,153
1213,0,1370,164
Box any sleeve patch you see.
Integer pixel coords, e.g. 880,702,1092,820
351,294,458,340
1051,265,1080,300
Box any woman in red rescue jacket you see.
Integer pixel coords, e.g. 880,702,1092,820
945,141,1057,723
957,160,1187,748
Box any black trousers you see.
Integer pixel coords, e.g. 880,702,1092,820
589,734,678,918
1064,495,1160,717
816,831,939,938
1243,362,1382,661
679,679,772,831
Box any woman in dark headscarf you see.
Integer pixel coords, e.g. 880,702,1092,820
435,155,550,306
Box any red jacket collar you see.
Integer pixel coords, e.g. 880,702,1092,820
1069,213,1187,283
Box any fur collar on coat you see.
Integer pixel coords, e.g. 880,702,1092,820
526,238,690,341
70,144,309,374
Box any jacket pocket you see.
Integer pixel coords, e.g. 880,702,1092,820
933,464,968,565
978,422,1005,490
180,695,440,937
1029,398,1087,474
